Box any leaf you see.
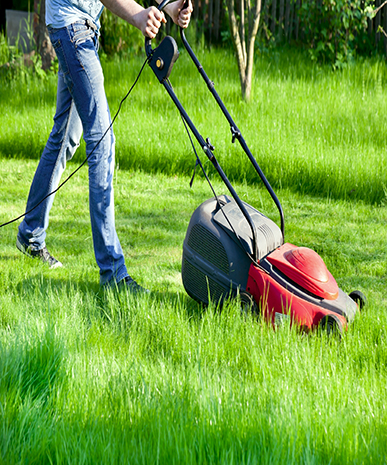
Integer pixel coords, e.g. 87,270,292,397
316,41,326,52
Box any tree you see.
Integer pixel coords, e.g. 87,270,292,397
33,0,55,70
225,0,262,101
367,1,387,34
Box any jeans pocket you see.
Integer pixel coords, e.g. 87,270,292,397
50,36,70,76
51,37,61,50
49,28,61,50
72,24,95,47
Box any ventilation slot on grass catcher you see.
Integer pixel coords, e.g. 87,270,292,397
187,223,230,274
182,259,228,304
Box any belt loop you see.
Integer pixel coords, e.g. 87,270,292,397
86,19,97,31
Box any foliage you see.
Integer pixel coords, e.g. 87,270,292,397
0,30,56,82
297,0,374,67
0,31,28,81
0,31,11,65
99,8,145,57
10,0,33,12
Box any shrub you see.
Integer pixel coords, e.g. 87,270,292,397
99,8,145,57
297,0,373,67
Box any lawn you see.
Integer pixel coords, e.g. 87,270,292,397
0,45,387,464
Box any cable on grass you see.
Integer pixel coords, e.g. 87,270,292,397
0,56,151,229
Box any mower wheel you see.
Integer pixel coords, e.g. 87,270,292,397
319,314,343,338
239,291,259,316
349,290,367,310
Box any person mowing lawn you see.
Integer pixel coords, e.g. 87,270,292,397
16,0,192,292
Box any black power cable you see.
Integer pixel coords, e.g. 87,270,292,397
0,56,150,229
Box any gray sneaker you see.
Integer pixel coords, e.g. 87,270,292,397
120,276,150,294
16,238,63,269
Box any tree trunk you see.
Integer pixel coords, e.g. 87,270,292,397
226,0,262,101
227,0,246,86
295,0,300,40
214,0,221,41
384,1,387,55
240,0,246,62
263,0,270,27
288,0,295,42
262,0,271,40
376,0,381,45
271,0,277,35
209,0,213,43
278,0,284,41
285,0,290,41
203,0,208,39
34,0,55,70
194,0,200,21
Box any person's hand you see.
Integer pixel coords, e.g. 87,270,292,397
165,0,193,29
135,6,167,38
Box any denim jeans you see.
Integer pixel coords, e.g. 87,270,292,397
18,21,129,285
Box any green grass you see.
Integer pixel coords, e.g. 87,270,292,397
1,47,387,204
0,158,386,463
1,47,387,463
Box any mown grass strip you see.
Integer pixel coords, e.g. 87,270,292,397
1,47,386,204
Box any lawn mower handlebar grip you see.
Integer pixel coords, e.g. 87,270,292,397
158,0,172,11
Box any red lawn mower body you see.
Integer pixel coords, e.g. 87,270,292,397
247,244,350,331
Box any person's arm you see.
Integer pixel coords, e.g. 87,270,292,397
100,0,192,38
100,0,166,38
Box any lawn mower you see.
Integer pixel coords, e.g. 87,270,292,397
145,2,366,334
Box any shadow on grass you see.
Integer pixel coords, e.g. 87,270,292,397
1,139,386,205
14,272,205,322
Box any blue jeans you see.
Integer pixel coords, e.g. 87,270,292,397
18,21,129,285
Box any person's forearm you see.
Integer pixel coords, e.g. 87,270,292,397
101,0,175,26
100,0,145,29
100,0,191,36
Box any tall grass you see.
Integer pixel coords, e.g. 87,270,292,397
0,47,386,204
1,46,387,463
0,157,386,463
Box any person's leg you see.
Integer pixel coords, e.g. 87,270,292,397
18,67,83,255
47,23,128,285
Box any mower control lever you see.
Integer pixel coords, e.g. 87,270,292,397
147,36,179,83
206,138,215,151
145,0,180,82
231,127,241,144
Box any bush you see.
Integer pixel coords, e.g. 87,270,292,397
0,30,55,82
297,0,373,67
99,9,145,57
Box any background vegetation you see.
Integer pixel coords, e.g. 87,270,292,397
99,0,386,66
1,44,387,462
3,0,386,65
1,1,387,462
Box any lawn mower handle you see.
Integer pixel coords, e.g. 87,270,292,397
144,3,282,261
179,28,285,238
